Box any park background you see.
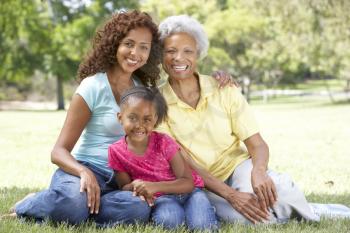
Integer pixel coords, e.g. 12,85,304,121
0,0,349,232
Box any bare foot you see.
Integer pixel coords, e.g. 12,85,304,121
0,212,17,220
9,193,36,213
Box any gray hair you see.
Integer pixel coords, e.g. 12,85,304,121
158,15,209,60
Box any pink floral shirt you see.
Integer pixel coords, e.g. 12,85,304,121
108,132,204,193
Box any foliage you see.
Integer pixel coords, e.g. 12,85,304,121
0,0,47,82
142,0,350,89
0,0,139,106
1,0,350,104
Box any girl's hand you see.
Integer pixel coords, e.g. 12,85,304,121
212,70,240,88
132,179,157,197
136,194,155,207
131,179,157,206
79,168,101,214
251,169,277,212
226,189,269,224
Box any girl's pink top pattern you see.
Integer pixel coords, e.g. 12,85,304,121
108,131,204,190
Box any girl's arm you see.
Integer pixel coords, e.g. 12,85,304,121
115,171,133,191
51,94,100,214
133,151,194,197
115,171,154,206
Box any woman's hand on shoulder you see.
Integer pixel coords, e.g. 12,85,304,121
79,167,101,214
212,70,240,88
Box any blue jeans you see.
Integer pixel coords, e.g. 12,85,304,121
151,188,218,230
15,161,150,226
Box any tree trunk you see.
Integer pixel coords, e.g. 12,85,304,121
56,76,65,110
246,83,251,103
324,79,335,103
242,76,251,103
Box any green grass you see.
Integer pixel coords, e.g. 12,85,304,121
1,101,350,232
292,79,346,91
253,79,347,92
249,79,350,104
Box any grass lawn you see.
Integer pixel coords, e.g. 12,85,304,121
253,79,348,92
0,101,350,232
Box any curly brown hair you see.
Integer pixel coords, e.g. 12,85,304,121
77,10,161,87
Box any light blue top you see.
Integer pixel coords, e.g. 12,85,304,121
72,72,139,175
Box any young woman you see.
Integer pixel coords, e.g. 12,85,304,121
12,10,160,226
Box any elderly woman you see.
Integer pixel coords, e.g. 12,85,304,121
156,15,322,224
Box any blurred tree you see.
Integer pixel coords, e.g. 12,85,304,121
0,0,47,83
44,0,139,109
142,0,350,101
0,0,139,109
2,0,349,105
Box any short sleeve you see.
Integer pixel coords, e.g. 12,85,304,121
159,133,180,161
228,88,259,140
75,77,97,111
108,145,126,172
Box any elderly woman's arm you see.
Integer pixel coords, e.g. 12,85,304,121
179,147,269,224
244,133,277,215
244,133,277,213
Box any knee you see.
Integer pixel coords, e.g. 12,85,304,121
152,197,184,229
232,161,254,192
95,191,151,226
50,187,89,224
186,190,218,230
121,192,151,224
153,208,185,229
187,208,219,231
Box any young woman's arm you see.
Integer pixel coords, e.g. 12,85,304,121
132,151,194,197
211,70,239,88
51,94,100,214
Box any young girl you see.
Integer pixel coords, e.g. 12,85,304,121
108,86,218,231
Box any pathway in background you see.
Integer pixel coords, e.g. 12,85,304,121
0,101,58,110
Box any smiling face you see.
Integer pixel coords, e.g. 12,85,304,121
118,97,158,146
162,32,198,80
116,27,152,74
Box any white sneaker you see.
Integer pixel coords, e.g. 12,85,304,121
309,203,350,219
